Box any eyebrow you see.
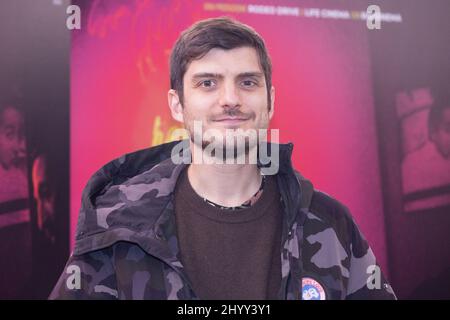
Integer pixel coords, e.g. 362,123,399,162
237,72,264,79
191,72,264,82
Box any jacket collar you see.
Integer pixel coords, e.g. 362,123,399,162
73,140,313,256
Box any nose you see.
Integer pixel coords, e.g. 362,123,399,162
219,81,241,110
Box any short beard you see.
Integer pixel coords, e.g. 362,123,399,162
189,129,262,163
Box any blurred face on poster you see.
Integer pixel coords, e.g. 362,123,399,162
32,155,56,243
430,106,450,159
0,105,26,170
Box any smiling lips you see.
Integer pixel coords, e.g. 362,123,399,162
212,115,251,124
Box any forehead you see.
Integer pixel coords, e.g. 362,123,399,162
0,106,23,127
185,46,262,77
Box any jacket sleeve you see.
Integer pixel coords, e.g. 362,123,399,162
344,215,397,300
49,248,118,300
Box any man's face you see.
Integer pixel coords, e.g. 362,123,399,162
169,46,274,153
430,107,450,159
0,106,26,170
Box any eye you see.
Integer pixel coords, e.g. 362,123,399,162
241,79,257,88
199,79,216,88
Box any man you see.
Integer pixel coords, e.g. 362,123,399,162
29,152,67,298
50,17,396,300
402,95,450,210
32,154,57,245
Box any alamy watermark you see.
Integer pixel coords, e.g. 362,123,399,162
66,5,81,30
366,5,381,30
366,265,381,290
65,264,81,290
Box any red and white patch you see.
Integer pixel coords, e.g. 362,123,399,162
302,277,326,300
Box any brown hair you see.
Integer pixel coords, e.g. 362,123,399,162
170,17,273,108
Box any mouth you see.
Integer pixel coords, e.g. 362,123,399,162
212,117,250,126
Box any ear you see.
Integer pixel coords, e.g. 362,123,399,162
269,86,275,120
168,89,184,123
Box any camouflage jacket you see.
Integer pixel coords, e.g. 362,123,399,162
50,141,396,300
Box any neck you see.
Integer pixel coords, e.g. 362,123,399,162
187,144,262,207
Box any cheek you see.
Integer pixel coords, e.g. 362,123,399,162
0,139,13,153
244,91,269,110
248,95,270,115
183,94,216,117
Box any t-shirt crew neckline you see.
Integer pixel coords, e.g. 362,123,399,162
175,166,278,224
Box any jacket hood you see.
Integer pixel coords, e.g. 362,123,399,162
73,140,314,255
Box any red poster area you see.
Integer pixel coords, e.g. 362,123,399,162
71,0,394,273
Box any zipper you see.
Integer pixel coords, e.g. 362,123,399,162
280,143,305,300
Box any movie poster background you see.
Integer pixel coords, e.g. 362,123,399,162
0,0,70,299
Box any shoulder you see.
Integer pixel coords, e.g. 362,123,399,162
308,190,355,230
73,141,185,254
304,189,367,253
